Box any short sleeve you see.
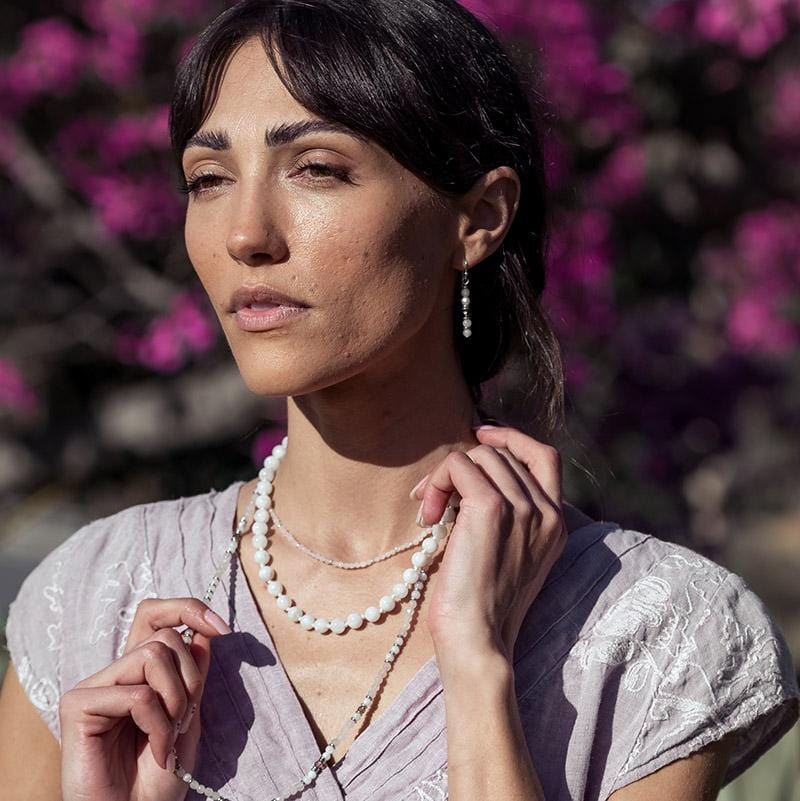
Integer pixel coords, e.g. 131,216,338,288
607,569,800,796
4,504,158,744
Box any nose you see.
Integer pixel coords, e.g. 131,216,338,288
225,184,288,266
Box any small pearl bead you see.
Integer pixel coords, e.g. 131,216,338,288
379,595,396,613
254,508,269,522
252,534,268,549
256,480,271,494
329,618,346,634
276,594,292,610
272,443,287,459
254,550,269,565
258,565,275,581
463,328,472,337
364,606,381,622
392,582,409,600
403,568,419,584
346,612,363,629
258,467,273,481
314,618,330,634
431,523,447,541
264,455,280,471
267,580,283,596
300,614,315,629
411,589,421,600
422,536,438,554
287,606,303,622
252,521,268,536
411,551,430,569
255,495,272,509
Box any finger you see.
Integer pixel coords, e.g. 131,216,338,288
473,426,562,508
60,684,174,769
419,449,508,528
78,639,189,738
125,597,232,654
461,444,536,512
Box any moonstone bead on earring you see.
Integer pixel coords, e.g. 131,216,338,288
461,258,472,338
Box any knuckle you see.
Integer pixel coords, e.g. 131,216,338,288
130,685,157,707
141,640,170,662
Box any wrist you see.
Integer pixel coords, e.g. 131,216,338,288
433,637,513,688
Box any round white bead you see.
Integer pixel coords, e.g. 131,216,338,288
272,443,287,459
300,614,315,629
287,606,303,622
411,551,430,569
392,582,409,600
314,618,330,634
266,580,283,596
264,455,280,471
431,523,447,541
463,328,472,337
421,536,438,553
256,480,272,495
411,589,421,600
276,594,292,610
252,521,268,536
254,549,269,565
379,595,396,613
255,495,272,509
346,612,363,629
403,568,419,584
282,435,288,446
254,508,269,522
364,606,381,622
329,618,346,634
258,565,275,581
252,534,268,549
259,467,275,481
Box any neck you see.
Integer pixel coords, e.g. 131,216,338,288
268,356,480,563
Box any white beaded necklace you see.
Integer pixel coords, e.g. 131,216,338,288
173,436,454,800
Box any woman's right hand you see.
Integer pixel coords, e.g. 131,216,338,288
59,598,233,801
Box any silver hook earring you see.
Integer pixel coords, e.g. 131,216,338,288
461,256,472,339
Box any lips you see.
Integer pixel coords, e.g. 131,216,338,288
229,284,308,313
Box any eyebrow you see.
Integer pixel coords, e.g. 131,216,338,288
183,119,369,153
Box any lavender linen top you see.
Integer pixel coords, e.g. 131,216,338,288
7,479,800,801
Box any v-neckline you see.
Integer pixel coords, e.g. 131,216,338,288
217,479,444,796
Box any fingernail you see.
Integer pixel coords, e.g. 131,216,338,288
180,703,196,734
204,608,232,635
409,474,429,500
166,747,177,772
473,424,498,430
415,504,426,527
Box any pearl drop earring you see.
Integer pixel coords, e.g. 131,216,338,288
461,257,472,339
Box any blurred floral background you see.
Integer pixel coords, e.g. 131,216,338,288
0,0,798,794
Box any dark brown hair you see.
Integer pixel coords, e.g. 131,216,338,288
169,0,566,440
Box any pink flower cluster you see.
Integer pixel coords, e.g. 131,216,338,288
0,357,40,415
702,202,800,355
114,290,218,373
54,106,182,238
650,0,799,58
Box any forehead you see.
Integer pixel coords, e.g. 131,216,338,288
205,37,302,125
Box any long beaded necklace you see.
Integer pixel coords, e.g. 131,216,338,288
173,436,455,800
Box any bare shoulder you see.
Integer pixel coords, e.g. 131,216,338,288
0,663,62,801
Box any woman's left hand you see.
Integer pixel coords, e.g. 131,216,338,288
413,425,568,667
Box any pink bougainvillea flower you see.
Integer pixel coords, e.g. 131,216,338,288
585,138,646,207
114,290,218,373
0,357,40,415
1,18,87,111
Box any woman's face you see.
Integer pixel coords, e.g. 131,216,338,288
181,37,462,398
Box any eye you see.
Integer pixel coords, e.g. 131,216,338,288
179,172,226,197
294,160,354,184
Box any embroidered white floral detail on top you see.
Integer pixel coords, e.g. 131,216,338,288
405,766,448,800
89,554,157,658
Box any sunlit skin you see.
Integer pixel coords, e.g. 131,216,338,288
180,36,538,572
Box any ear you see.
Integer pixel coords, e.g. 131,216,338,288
455,166,521,268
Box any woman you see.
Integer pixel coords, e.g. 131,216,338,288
1,0,798,799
